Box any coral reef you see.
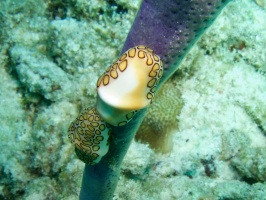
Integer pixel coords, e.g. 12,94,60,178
136,79,183,153
0,0,266,199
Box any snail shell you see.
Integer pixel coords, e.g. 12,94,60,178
96,45,163,126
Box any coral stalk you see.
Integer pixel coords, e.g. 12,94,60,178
122,0,231,86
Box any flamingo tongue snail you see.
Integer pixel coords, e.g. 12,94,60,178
96,45,163,126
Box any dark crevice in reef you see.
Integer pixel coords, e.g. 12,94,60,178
230,164,260,185
107,0,128,14
241,177,259,185
45,0,128,21
0,168,25,200
121,169,146,180
45,0,70,20
241,105,266,136
201,155,217,177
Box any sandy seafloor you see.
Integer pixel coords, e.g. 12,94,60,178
0,0,266,199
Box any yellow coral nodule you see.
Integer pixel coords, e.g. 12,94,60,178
96,45,163,126
67,107,111,165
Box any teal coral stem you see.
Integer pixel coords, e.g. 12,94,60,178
80,110,146,199
78,0,231,199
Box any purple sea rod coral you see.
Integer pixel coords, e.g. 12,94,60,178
123,0,231,85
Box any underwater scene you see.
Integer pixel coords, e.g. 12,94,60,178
0,0,266,199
